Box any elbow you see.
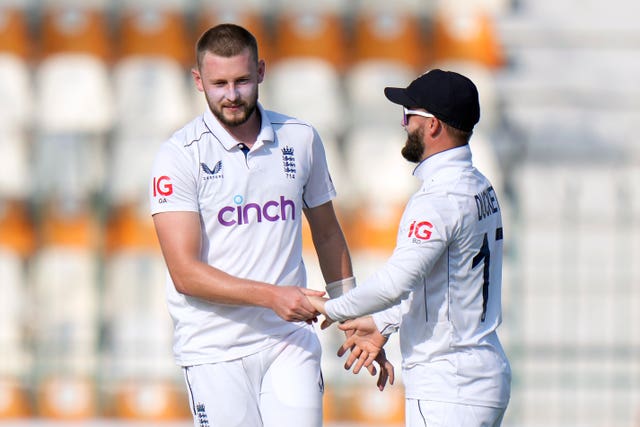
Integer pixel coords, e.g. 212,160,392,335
173,279,191,296
169,268,195,296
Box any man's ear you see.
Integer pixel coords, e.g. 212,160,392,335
192,67,204,92
426,117,442,138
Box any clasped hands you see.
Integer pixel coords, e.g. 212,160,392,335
306,295,395,391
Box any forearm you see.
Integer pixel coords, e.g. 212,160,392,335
312,226,353,284
170,259,277,308
325,267,402,321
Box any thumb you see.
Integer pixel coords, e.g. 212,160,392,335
338,319,358,332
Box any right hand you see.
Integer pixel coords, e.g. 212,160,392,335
271,286,325,323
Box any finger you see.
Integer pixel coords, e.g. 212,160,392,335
387,362,395,385
337,319,357,332
299,300,319,316
353,351,375,375
300,288,326,297
351,351,369,375
365,363,376,376
337,340,355,357
320,317,334,330
377,368,388,391
345,347,362,371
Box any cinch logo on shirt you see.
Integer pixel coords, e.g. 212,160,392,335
408,220,433,241
217,195,296,226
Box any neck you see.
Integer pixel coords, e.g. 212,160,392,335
421,139,466,162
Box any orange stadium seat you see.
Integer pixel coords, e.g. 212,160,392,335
111,59,191,135
113,3,192,135
105,203,160,253
34,4,114,134
344,384,405,425
117,5,192,68
103,203,182,420
272,10,347,70
0,200,36,258
344,60,416,129
0,5,33,132
32,204,101,419
267,57,345,137
0,245,32,418
430,8,505,69
0,379,30,418
37,376,96,419
0,208,32,406
110,379,189,420
39,4,111,61
0,5,31,59
352,10,425,70
342,126,418,252
38,202,100,249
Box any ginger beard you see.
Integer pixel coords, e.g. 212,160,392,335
402,125,425,163
205,88,259,128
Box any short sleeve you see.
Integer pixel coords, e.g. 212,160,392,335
149,139,199,215
301,128,336,208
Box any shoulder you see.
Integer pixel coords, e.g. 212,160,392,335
169,114,213,149
263,109,315,135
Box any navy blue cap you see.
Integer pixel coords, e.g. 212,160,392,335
384,69,480,132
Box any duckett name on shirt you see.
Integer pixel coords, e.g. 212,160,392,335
475,186,500,221
218,195,296,226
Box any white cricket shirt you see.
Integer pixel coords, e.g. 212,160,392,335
325,145,511,409
150,103,336,366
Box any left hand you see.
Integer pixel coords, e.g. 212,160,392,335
338,316,394,391
337,316,389,375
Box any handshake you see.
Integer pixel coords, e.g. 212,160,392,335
271,278,394,390
305,284,394,392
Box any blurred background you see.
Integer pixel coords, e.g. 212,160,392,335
0,0,639,426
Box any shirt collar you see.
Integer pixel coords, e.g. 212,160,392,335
413,145,473,182
203,102,275,151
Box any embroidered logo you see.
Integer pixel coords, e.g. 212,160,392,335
196,402,209,427
201,161,223,180
281,146,296,179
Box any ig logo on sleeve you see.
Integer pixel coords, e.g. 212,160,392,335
153,175,173,203
408,220,433,242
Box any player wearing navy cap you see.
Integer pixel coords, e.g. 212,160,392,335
310,69,511,426
149,24,388,427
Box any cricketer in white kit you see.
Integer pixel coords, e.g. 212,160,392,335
311,69,511,427
150,102,331,426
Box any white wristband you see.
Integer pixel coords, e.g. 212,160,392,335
325,276,356,299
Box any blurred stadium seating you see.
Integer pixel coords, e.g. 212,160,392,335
0,0,639,426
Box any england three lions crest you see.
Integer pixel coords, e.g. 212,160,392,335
281,146,296,179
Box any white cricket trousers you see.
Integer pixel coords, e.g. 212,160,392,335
405,399,506,427
182,325,323,427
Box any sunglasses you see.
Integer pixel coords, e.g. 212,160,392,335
402,107,435,126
